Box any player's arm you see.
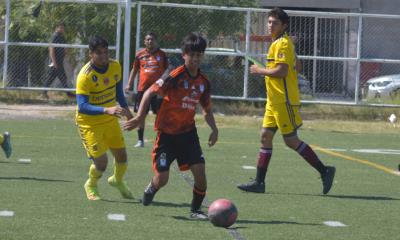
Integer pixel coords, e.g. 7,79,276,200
250,63,288,78
203,107,218,147
49,46,57,68
77,94,125,117
116,80,133,119
123,87,156,131
125,57,139,92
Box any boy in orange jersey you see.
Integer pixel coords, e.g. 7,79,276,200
125,32,170,148
124,33,218,219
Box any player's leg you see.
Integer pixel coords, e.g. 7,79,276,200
78,125,108,200
237,105,276,193
142,132,173,205
134,91,145,148
42,66,57,99
189,163,208,219
0,131,12,158
105,120,133,199
85,154,108,201
280,105,335,194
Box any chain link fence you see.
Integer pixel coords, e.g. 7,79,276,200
1,1,400,106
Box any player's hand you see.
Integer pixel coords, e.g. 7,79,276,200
124,85,133,93
250,64,262,75
104,106,125,117
208,129,218,147
123,117,141,131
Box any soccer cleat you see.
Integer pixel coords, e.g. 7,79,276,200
107,176,134,199
1,132,12,158
321,166,336,194
190,210,208,220
134,140,144,148
142,182,156,206
84,180,101,201
237,180,265,193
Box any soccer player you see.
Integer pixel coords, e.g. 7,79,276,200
123,33,218,219
125,32,170,148
76,36,134,201
0,131,12,158
237,7,336,194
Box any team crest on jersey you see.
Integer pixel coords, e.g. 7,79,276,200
114,74,119,81
184,80,189,89
92,75,98,82
199,84,205,93
103,78,110,86
278,52,285,59
156,55,161,61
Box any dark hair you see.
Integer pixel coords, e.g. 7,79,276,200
89,36,109,52
181,33,207,54
145,32,157,40
55,22,65,29
268,7,289,26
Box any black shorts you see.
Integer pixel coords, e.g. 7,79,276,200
152,128,205,172
134,91,162,114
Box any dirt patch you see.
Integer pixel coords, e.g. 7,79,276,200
0,104,75,120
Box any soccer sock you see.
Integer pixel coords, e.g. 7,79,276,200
296,142,326,175
88,164,103,187
255,148,272,183
113,161,127,183
191,185,206,212
145,180,159,194
0,134,3,144
138,128,144,142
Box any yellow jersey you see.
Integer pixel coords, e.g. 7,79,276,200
265,33,300,105
75,59,121,127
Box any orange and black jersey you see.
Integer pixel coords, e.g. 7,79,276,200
150,65,211,135
134,48,168,91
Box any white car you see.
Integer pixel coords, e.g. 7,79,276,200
365,74,400,98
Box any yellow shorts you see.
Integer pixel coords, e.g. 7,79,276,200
77,119,125,159
262,103,303,136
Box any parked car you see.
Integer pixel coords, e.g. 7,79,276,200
364,74,400,98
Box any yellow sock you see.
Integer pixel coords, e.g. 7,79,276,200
114,161,127,183
87,164,102,187
0,134,3,145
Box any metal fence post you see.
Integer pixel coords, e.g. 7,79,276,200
2,0,10,88
243,10,251,99
354,15,363,104
122,0,132,90
133,1,142,93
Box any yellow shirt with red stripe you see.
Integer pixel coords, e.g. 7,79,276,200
75,60,121,127
150,65,211,135
134,48,168,91
265,33,300,105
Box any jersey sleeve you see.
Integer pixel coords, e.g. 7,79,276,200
274,40,290,65
200,80,212,111
76,73,90,95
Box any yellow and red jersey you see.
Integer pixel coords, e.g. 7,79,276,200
133,48,168,91
150,65,211,135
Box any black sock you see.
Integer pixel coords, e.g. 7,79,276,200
138,128,144,142
191,185,206,212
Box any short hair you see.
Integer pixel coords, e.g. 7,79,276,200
89,36,109,52
55,22,65,29
268,7,289,26
145,32,157,40
181,33,207,54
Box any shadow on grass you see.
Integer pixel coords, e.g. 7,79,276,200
101,199,141,204
150,201,191,208
269,192,400,201
0,176,73,182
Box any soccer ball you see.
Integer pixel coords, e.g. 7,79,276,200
208,199,238,228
